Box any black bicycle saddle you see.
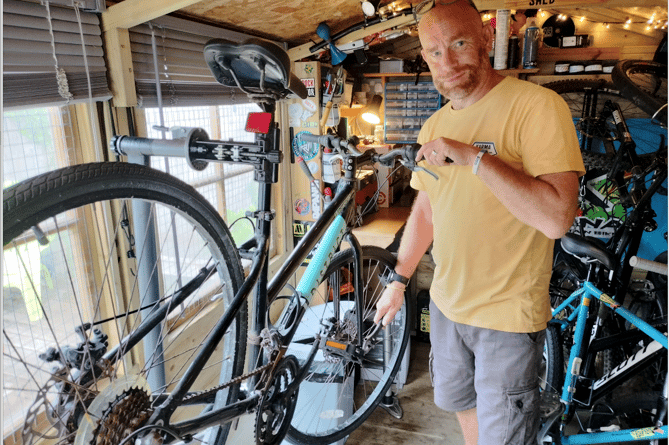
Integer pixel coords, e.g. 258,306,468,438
204,38,307,100
561,232,616,271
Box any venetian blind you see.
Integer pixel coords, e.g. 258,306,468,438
3,0,111,109
129,16,269,108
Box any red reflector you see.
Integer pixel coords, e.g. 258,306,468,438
245,112,272,134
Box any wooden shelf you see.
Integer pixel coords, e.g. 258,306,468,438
366,69,539,80
349,207,410,249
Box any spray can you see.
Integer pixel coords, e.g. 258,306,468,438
507,35,519,69
493,10,510,70
522,18,540,69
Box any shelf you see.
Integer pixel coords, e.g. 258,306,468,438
383,79,441,145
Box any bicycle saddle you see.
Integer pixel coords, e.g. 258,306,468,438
561,233,616,270
204,38,307,100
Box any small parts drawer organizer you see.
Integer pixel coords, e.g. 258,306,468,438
384,80,441,144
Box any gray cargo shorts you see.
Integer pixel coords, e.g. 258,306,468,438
428,300,545,445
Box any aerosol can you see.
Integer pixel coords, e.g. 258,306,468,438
522,17,540,69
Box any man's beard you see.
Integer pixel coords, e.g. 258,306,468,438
433,47,489,101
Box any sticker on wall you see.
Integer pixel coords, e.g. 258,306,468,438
293,131,320,161
310,179,322,219
294,198,310,216
301,77,316,97
289,103,303,127
302,99,317,121
377,191,387,206
307,161,319,175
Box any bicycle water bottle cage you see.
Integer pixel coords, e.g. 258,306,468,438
204,38,308,100
561,233,616,270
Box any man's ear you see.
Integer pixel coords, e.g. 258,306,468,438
482,23,494,53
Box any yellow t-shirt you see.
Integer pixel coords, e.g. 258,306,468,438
412,76,585,333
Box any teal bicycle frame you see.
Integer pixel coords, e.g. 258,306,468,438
550,281,668,444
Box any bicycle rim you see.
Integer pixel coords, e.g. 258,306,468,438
3,162,246,445
285,246,410,444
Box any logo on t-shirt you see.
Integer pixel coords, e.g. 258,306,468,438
473,141,497,156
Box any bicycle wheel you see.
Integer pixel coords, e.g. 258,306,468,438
285,245,411,444
3,162,247,445
542,323,564,395
545,79,665,156
612,60,668,125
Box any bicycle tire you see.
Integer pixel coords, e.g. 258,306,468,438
612,60,668,125
545,79,666,157
285,246,411,444
542,323,564,396
3,162,247,445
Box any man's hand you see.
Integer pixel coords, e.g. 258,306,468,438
374,285,406,326
416,137,478,167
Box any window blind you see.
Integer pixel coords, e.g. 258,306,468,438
3,0,111,109
129,16,270,107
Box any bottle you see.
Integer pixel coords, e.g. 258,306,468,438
493,10,510,70
522,17,540,69
321,148,341,184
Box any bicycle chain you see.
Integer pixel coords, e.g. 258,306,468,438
182,361,276,404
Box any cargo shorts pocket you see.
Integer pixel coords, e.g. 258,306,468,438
503,385,540,444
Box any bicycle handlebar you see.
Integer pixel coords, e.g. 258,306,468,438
297,133,363,156
297,133,438,180
629,256,668,276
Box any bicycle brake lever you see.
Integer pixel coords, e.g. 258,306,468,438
414,165,439,180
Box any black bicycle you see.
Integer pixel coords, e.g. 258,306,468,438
3,38,430,445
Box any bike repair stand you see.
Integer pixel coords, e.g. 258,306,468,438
380,390,403,419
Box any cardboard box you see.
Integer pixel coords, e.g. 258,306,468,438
379,59,404,73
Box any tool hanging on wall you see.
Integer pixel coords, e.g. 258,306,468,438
320,66,345,133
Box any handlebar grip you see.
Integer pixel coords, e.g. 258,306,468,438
297,133,361,155
629,256,668,276
297,133,321,144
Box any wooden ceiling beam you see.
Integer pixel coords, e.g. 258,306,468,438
102,0,202,31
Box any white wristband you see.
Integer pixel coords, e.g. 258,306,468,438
472,149,487,175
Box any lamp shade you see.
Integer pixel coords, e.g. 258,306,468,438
361,95,382,125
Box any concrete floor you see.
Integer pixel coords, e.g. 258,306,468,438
345,340,465,445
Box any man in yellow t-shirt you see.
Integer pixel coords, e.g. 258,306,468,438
373,1,584,444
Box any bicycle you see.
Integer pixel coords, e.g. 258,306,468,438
538,60,668,444
547,60,667,316
539,247,668,445
2,38,431,445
